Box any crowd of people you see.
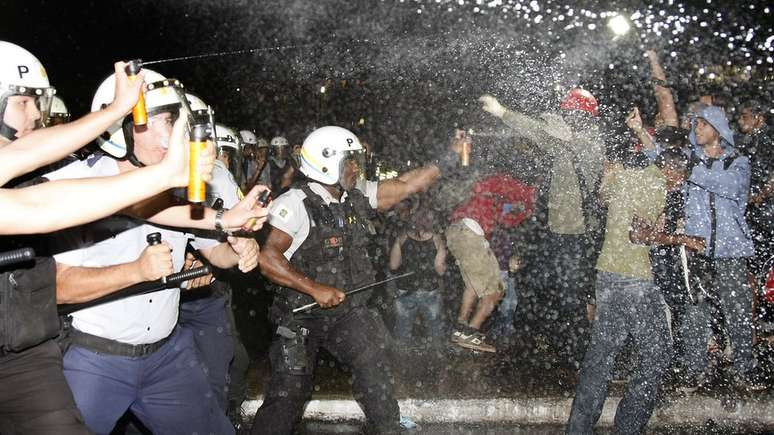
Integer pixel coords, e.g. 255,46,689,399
1,38,772,435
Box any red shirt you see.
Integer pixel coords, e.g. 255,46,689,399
449,174,536,237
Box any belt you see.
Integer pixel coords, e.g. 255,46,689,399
68,328,172,357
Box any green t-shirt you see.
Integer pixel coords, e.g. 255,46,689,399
595,165,666,280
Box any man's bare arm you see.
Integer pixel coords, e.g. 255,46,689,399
376,165,441,211
646,50,679,127
258,226,345,309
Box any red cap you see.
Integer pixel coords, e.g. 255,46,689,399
560,88,599,117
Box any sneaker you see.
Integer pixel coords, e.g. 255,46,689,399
450,322,471,344
454,330,497,353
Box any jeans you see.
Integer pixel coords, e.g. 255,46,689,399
488,271,519,339
393,288,444,341
679,258,754,378
566,271,672,435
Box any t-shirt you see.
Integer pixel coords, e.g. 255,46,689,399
448,174,536,237
395,237,441,292
595,165,666,279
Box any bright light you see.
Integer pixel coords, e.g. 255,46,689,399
608,15,631,36
320,86,326,94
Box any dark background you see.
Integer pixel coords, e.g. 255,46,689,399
3,0,773,169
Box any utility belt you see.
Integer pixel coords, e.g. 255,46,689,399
67,328,172,358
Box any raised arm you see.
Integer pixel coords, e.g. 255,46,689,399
0,61,144,185
479,94,562,153
0,116,215,235
646,50,679,127
141,185,270,232
376,165,441,211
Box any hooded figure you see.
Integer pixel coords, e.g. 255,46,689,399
684,106,754,259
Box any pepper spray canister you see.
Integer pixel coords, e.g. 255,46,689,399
188,124,208,203
125,60,147,126
461,134,471,167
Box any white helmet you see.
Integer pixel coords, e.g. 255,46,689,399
270,136,289,148
299,126,363,185
215,124,243,180
257,138,269,149
0,41,56,140
215,124,240,152
185,92,215,139
47,95,71,125
91,67,189,161
239,130,257,147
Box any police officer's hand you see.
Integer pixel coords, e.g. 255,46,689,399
479,94,506,118
223,185,270,232
163,117,216,188
110,61,146,116
312,285,346,309
182,252,213,289
135,242,174,282
227,236,259,272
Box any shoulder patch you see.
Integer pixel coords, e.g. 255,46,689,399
272,206,293,222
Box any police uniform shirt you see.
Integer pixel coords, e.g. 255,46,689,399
208,159,242,208
268,179,378,260
47,157,219,345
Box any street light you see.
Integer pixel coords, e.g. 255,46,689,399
608,15,631,38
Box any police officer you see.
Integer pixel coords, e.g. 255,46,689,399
178,94,254,417
48,68,265,435
0,43,217,435
248,126,453,435
267,135,296,195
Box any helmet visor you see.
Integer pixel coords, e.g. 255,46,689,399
338,149,366,189
5,85,55,129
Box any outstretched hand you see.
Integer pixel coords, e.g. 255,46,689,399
479,94,506,118
223,185,271,232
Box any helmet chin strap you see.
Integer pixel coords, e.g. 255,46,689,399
0,121,18,142
120,116,145,168
0,100,20,141
128,153,145,168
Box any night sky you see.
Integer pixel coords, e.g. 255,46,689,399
3,0,773,168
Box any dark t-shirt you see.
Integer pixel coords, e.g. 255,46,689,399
396,237,441,292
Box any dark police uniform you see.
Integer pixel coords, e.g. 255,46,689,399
250,180,401,435
0,178,90,435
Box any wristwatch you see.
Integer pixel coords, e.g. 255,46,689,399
215,208,227,233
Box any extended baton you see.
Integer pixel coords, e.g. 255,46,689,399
0,247,35,268
58,265,211,315
292,271,415,314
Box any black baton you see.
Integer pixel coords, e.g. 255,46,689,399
0,247,35,268
58,265,211,315
292,271,415,314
